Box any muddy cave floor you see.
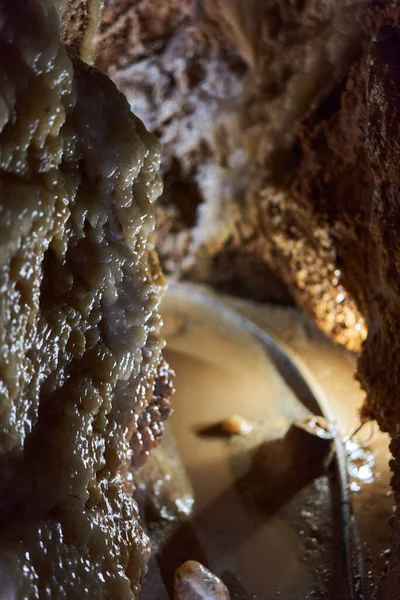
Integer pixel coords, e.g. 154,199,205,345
136,284,393,599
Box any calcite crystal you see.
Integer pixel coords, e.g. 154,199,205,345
0,0,172,597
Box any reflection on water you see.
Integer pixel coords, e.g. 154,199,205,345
346,438,375,491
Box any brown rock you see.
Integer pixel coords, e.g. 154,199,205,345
94,0,368,309
58,0,103,62
0,0,172,597
174,561,230,600
94,2,400,596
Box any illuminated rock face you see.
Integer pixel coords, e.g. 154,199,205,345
0,1,172,597
4,0,400,597
94,2,400,597
93,0,368,337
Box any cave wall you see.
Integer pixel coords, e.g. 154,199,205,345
94,1,400,595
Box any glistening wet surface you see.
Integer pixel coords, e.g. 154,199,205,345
138,284,393,599
223,291,393,599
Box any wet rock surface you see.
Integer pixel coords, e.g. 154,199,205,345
0,1,172,597
94,2,400,596
174,561,230,600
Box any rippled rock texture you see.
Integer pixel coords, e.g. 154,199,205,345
0,1,172,597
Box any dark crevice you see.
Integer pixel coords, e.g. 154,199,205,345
316,78,347,121
39,246,57,311
159,158,203,228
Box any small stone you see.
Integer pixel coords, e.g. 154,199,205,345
221,415,252,436
174,561,230,600
305,537,319,550
285,415,335,471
